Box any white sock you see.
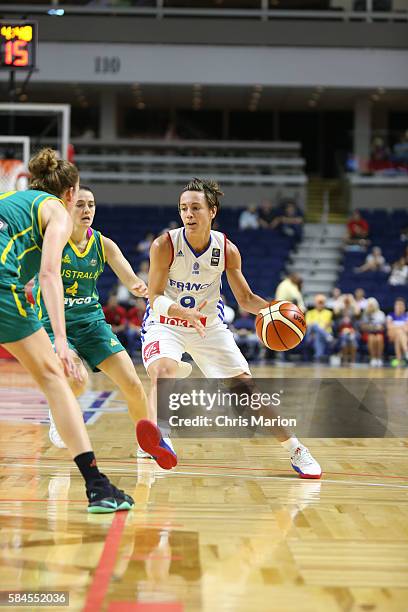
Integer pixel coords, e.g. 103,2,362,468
281,437,301,454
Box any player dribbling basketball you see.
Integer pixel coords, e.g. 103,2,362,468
141,178,321,478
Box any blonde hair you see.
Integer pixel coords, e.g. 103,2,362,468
29,148,79,198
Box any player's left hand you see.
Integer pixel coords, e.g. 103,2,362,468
130,279,148,298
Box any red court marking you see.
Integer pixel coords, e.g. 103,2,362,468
83,511,127,612
109,603,183,612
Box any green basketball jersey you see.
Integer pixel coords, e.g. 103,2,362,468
0,189,63,286
35,228,106,327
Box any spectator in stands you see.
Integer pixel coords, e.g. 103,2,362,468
388,257,408,286
345,210,370,248
275,273,305,312
239,204,259,230
403,245,408,263
360,297,386,367
354,288,368,311
392,130,408,164
102,293,128,347
326,287,342,311
400,226,408,242
337,314,359,366
271,201,303,241
305,294,333,362
116,282,132,308
126,298,146,359
231,308,260,362
258,199,276,229
370,137,390,163
355,246,389,273
136,260,149,285
333,293,361,320
387,298,408,367
136,232,155,257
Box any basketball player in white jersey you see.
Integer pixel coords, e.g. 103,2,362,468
140,179,321,478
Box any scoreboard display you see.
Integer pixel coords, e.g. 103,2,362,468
0,22,38,70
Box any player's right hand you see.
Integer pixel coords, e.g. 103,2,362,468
183,300,207,338
54,336,83,382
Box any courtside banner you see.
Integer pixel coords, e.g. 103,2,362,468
157,378,408,438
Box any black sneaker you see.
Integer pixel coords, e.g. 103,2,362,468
86,475,134,514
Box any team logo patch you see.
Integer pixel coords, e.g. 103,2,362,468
212,248,220,257
110,338,119,347
176,250,184,257
211,257,219,266
90,258,98,267
62,254,72,264
143,340,161,361
192,262,200,275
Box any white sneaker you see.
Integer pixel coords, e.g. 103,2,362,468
377,359,383,367
370,358,377,367
163,437,175,454
291,445,322,479
48,410,67,449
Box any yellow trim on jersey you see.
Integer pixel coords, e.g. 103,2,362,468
99,233,107,263
0,191,17,200
33,195,63,239
93,232,106,266
17,244,41,261
10,284,27,318
0,225,32,265
68,233,95,258
36,285,43,320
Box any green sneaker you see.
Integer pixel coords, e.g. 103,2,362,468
86,476,134,514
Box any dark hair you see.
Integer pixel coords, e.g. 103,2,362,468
29,148,79,198
395,297,406,305
79,184,94,194
179,177,223,217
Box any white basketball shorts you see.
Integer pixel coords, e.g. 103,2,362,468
142,323,251,378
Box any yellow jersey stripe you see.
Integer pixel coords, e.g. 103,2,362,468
11,284,27,318
68,233,95,258
99,233,107,263
17,244,40,260
0,191,17,200
0,225,32,265
36,285,42,320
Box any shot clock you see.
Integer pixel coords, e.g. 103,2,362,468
0,22,38,70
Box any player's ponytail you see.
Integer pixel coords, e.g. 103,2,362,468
29,147,79,198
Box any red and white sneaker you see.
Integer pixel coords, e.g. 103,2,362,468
136,420,177,470
291,445,322,479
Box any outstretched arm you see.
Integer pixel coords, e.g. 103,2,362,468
225,240,269,315
102,236,148,298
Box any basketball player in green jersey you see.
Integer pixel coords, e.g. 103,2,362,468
0,148,134,512
35,185,177,469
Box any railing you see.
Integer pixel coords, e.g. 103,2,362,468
1,1,407,22
72,137,306,185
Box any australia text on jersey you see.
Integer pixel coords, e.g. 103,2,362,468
61,269,101,280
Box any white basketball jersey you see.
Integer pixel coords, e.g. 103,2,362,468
143,228,227,330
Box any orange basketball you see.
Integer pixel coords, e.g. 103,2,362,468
255,300,307,351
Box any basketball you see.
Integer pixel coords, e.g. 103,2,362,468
255,300,306,351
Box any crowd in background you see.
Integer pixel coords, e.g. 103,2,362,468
238,199,304,240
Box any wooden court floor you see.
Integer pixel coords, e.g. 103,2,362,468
0,360,407,612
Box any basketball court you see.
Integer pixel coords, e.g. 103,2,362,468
0,359,407,612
